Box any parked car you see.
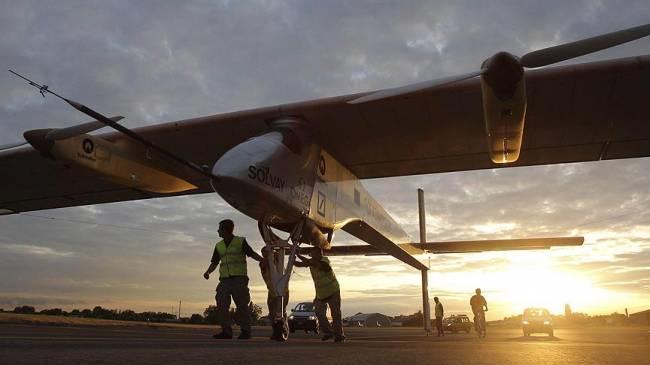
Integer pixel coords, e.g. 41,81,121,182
443,314,472,333
288,302,319,334
522,308,553,336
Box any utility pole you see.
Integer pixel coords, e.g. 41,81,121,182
179,300,182,320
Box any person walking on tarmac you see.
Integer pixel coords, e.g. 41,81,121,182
295,246,345,343
433,296,444,337
203,219,265,339
260,246,290,340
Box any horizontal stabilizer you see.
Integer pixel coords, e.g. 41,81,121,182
313,236,583,256
412,236,583,253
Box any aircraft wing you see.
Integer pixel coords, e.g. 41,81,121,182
307,237,584,256
1,55,649,213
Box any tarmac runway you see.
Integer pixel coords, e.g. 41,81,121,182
1,323,648,365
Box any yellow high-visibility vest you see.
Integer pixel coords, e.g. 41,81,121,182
215,236,247,278
309,257,340,300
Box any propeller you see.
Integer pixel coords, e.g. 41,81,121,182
0,116,123,152
520,23,650,68
348,23,650,104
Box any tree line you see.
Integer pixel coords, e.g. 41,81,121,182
11,305,177,322
8,304,434,327
8,303,264,325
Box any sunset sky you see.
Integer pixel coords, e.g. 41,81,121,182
1,1,649,321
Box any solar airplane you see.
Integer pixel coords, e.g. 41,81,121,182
2,23,650,340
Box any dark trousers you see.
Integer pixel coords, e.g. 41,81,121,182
314,291,344,337
215,276,251,334
435,316,444,335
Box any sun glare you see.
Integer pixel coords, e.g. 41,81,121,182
475,252,628,316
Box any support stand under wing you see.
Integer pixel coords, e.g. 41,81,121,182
418,188,432,335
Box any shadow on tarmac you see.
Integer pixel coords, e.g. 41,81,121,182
508,335,561,342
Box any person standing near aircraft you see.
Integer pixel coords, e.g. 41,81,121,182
203,219,265,339
260,246,290,340
295,247,345,343
433,296,444,337
470,288,488,338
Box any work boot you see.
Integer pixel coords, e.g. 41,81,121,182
334,335,346,343
238,331,252,340
321,333,334,341
212,331,233,339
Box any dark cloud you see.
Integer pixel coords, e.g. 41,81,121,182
1,1,649,317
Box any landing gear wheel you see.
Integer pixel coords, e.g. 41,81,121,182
272,319,289,342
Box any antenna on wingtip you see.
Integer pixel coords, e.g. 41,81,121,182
9,69,66,100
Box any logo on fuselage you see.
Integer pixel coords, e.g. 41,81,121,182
248,165,286,192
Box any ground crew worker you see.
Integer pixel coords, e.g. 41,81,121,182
203,219,265,339
260,246,290,340
295,246,345,343
433,296,444,337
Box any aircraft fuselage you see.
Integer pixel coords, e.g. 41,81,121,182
211,118,409,244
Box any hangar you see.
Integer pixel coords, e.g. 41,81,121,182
346,313,392,327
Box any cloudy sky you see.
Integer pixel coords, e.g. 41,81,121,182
1,1,649,320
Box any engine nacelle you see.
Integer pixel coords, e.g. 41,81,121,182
480,52,527,164
24,130,196,193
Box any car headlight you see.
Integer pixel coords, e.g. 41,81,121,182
309,315,316,320
522,320,529,325
288,315,294,320
543,320,550,325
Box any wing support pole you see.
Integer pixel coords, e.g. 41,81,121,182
419,188,432,335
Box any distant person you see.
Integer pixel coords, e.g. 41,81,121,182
470,288,488,338
260,246,290,340
295,247,345,343
433,296,444,337
203,219,265,339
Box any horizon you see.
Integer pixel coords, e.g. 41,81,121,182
7,301,646,320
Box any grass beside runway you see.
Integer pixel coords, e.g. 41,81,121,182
0,312,213,329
